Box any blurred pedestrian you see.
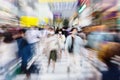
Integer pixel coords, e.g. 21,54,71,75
23,27,41,79
57,30,66,59
65,28,84,73
46,28,59,73
98,42,120,80
0,32,18,67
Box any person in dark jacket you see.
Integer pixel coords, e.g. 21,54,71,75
98,42,120,80
14,29,33,79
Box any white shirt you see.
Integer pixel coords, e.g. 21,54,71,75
65,35,84,54
46,35,59,51
0,41,18,67
25,29,41,44
42,29,49,37
57,34,66,49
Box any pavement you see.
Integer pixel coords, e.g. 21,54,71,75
13,49,102,80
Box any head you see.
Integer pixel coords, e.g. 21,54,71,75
48,27,55,36
19,29,26,37
71,28,78,35
0,33,4,42
44,24,50,30
12,29,26,39
58,29,63,35
58,31,62,35
3,32,14,43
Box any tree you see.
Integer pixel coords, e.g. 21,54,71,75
63,19,69,29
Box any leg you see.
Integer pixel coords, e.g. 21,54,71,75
26,73,30,79
47,53,51,72
51,50,57,73
58,49,62,60
67,54,73,73
52,60,56,73
74,54,80,72
48,57,51,68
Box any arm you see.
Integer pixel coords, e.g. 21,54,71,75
62,35,66,42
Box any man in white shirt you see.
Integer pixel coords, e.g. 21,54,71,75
22,27,42,79
24,27,42,62
25,27,41,44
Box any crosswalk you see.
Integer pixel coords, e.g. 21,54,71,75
13,49,102,80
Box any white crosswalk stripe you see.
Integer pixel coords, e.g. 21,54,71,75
14,49,102,80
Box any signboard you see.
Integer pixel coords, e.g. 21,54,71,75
20,16,39,27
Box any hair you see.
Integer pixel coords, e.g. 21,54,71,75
98,42,120,65
19,29,26,34
48,27,54,31
70,28,78,32
3,32,14,43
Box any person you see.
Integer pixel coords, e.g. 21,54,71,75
45,28,59,73
15,29,33,80
62,27,69,38
98,42,120,80
55,27,59,34
24,27,41,79
13,29,36,80
0,27,4,33
0,33,4,43
57,30,66,59
0,32,18,80
0,32,18,68
13,29,27,58
87,25,109,50
25,27,42,58
110,29,120,43
40,25,49,38
65,28,84,73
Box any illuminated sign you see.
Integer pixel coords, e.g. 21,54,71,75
20,16,39,27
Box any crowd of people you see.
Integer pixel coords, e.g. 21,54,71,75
0,25,120,80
